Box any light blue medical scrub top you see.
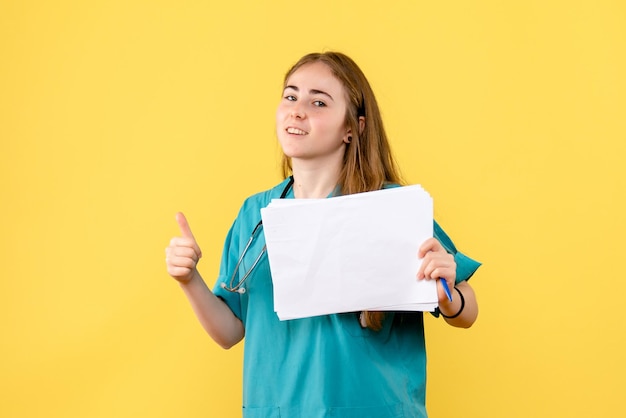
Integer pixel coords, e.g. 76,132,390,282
213,178,481,418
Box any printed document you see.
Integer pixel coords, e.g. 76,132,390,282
260,185,437,320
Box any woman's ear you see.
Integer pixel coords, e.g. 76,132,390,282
344,117,366,144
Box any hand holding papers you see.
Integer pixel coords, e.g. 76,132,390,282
260,185,438,320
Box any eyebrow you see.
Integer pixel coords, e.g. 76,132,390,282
284,85,334,101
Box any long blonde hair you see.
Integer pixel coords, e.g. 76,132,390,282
281,52,404,330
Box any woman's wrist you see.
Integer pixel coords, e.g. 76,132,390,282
440,287,465,319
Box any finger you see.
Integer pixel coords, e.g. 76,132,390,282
167,265,194,279
419,254,455,280
175,212,202,258
428,267,455,281
169,237,197,248
176,212,195,240
167,254,197,269
424,260,455,280
416,249,435,279
417,257,427,279
417,250,442,279
165,246,198,270
171,246,198,260
418,237,444,258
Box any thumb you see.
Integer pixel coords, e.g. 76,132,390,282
175,212,202,258
176,212,195,239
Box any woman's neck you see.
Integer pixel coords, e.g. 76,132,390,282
291,161,341,199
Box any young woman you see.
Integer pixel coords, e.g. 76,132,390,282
165,52,480,417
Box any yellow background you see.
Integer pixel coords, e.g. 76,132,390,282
1,1,625,417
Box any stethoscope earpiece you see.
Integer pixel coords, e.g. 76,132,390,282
221,281,246,294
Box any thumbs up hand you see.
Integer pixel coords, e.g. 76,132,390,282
166,212,203,284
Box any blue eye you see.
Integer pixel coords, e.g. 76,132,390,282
313,100,326,107
285,95,297,101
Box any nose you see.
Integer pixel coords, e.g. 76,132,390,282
290,103,305,119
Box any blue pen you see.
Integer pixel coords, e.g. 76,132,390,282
439,278,453,302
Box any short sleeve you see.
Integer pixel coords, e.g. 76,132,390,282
433,220,481,283
431,221,480,318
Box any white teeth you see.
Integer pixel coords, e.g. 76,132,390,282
287,127,307,135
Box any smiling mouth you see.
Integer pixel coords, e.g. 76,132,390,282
286,127,308,135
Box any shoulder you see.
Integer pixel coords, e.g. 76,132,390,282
225,179,292,237
238,178,293,214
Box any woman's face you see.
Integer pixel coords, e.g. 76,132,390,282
276,62,351,166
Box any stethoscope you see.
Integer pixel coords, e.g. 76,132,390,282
220,176,294,294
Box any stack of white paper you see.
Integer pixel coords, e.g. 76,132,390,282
260,185,437,320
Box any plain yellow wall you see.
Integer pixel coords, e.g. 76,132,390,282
2,1,625,417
